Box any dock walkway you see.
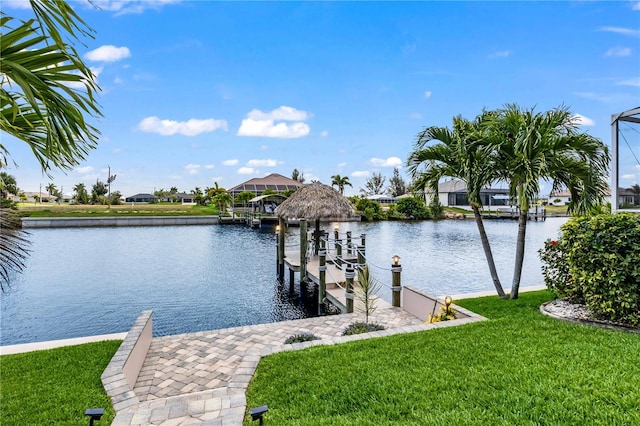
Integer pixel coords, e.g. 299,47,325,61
284,251,392,312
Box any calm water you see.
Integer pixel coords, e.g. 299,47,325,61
1,218,566,345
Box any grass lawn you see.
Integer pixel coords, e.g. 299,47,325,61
0,341,121,425
17,203,220,217
245,291,640,425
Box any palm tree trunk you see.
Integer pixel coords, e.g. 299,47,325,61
510,210,528,299
472,205,506,298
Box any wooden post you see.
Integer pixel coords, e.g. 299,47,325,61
346,231,352,255
318,239,326,315
278,217,285,282
299,218,307,282
360,234,366,258
391,259,402,308
345,264,355,313
357,243,365,270
275,227,279,277
336,240,342,268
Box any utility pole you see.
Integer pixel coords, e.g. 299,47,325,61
107,166,116,209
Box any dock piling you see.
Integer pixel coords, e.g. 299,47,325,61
345,265,355,313
391,257,402,308
277,218,285,282
318,239,326,315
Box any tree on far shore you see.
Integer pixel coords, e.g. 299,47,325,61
331,174,352,195
360,172,385,196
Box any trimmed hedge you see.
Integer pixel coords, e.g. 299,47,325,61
539,213,640,326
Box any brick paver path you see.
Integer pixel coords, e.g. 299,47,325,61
110,305,482,425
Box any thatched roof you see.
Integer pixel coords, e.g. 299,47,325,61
275,183,355,220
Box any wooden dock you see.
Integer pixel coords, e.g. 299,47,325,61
284,251,391,313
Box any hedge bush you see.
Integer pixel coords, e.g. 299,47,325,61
539,213,640,326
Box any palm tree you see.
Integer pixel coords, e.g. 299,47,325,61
213,192,232,214
488,104,609,299
45,182,57,196
0,172,18,198
73,182,88,204
331,174,352,195
1,0,101,173
407,114,507,298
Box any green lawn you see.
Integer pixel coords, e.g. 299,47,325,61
0,341,121,425
17,203,220,217
245,291,640,425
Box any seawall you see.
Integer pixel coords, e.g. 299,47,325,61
21,216,221,228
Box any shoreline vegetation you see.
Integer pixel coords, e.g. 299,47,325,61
15,202,570,219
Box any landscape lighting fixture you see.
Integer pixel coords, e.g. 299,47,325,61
445,296,453,307
250,405,269,425
392,255,400,266
334,224,339,231
84,408,104,426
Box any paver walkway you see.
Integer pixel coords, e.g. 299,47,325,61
110,304,450,426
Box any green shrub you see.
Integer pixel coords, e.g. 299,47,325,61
355,198,385,221
539,214,640,326
342,321,385,336
284,333,320,344
429,199,445,219
395,196,430,219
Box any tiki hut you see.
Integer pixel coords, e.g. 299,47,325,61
275,183,355,253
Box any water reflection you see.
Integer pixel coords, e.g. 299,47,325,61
1,218,566,345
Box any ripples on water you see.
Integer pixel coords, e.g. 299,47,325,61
1,218,566,345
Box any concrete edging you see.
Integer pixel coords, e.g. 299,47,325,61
540,302,640,334
101,311,153,412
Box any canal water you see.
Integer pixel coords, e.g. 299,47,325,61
0,218,566,345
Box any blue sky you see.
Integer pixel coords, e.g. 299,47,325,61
3,0,640,197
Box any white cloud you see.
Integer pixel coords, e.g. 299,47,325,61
205,164,214,169
352,171,370,177
409,112,422,119
260,145,269,151
237,106,311,138
85,45,131,62
185,164,200,175
75,166,94,174
618,77,640,87
605,46,632,57
338,162,347,168
93,0,182,15
622,174,636,179
247,106,310,121
633,1,640,11
137,116,228,136
320,130,329,137
222,159,239,166
571,114,595,126
599,26,640,38
237,119,310,138
488,50,511,58
238,167,258,175
424,91,432,99
247,159,279,167
371,157,402,167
